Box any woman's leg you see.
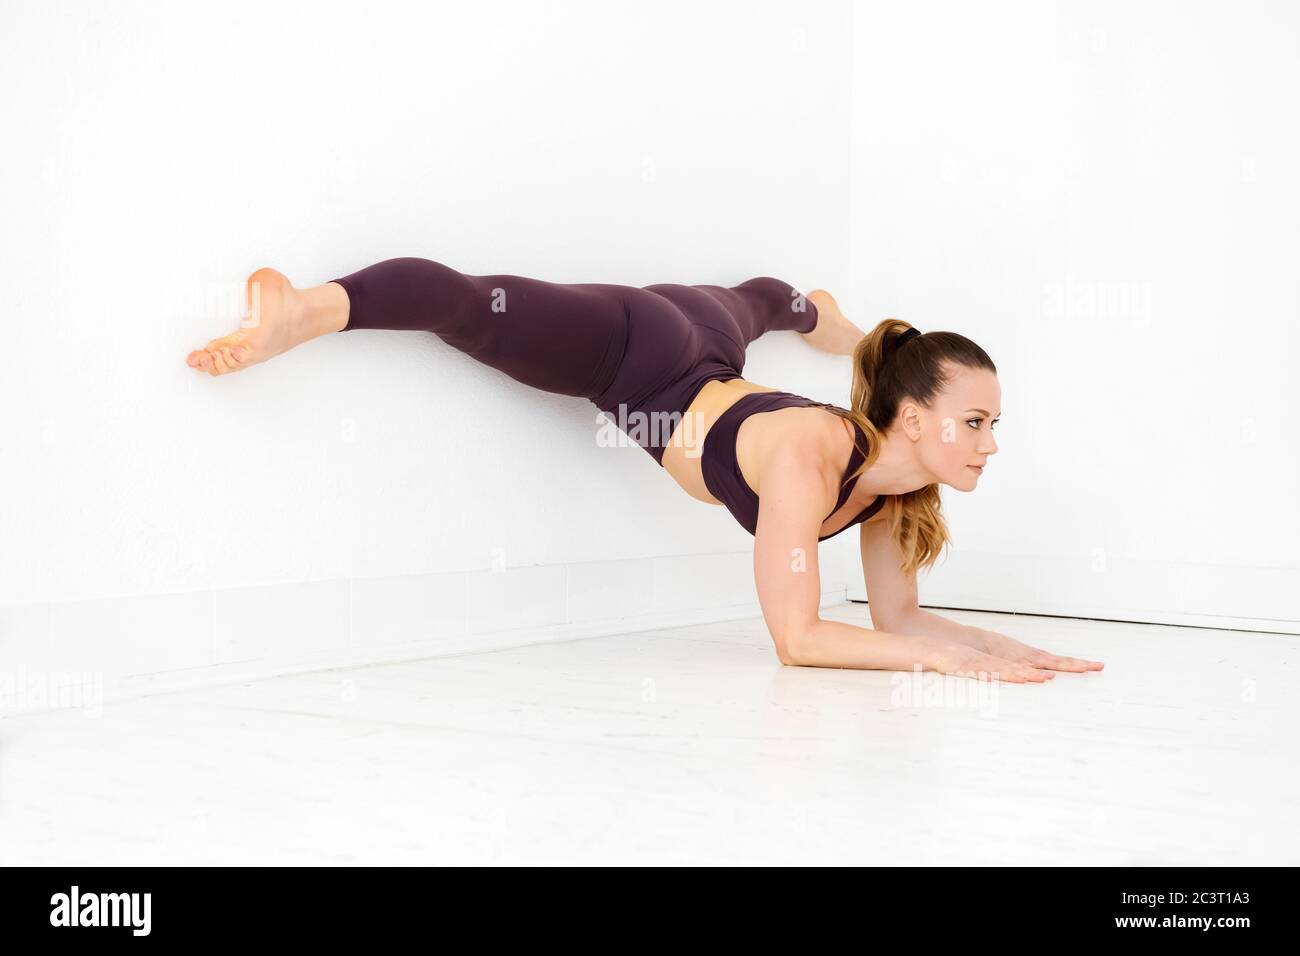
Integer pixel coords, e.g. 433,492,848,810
630,275,820,383
186,258,630,401
801,289,866,356
702,276,821,345
185,266,347,375
328,256,629,399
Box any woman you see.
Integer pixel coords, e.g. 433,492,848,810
186,257,1103,683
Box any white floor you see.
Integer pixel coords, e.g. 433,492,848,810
3,604,1296,866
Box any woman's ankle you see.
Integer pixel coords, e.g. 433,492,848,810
299,282,350,338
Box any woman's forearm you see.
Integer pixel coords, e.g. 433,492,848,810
786,618,941,670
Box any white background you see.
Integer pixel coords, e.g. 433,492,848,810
2,0,1295,686
1,0,857,598
847,0,1299,631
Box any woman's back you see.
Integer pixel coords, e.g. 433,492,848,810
663,379,885,540
660,378,777,499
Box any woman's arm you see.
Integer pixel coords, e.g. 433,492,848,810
886,607,989,650
748,437,835,663
751,442,1054,682
967,626,1105,672
858,502,1103,673
859,500,984,646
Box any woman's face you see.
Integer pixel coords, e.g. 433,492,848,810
908,365,1001,491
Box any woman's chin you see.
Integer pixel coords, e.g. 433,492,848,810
947,471,981,491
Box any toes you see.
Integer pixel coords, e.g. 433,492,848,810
188,320,259,376
187,344,245,375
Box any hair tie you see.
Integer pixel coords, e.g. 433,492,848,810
886,326,922,363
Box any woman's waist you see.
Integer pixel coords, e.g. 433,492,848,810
659,378,783,494
593,365,737,461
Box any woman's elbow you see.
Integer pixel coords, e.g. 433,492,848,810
772,622,819,666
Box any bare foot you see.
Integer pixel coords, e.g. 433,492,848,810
185,267,345,376
801,289,865,356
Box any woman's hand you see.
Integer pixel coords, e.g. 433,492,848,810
972,628,1105,673
929,639,1057,684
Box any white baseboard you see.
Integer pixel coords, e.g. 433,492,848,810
847,549,1300,636
0,552,848,717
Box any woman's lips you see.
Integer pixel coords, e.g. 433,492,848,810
969,465,984,473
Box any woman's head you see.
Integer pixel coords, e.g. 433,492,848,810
829,319,1000,575
863,323,1000,490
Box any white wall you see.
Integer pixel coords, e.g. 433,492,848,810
8,1,1291,717
847,0,1300,632
0,0,865,709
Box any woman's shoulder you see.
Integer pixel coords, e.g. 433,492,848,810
744,399,843,447
737,401,854,493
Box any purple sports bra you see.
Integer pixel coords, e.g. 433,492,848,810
700,390,887,540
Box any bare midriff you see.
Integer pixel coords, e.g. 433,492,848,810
660,378,875,539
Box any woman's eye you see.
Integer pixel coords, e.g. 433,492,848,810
966,419,981,429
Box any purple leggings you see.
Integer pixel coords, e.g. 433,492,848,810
327,257,819,464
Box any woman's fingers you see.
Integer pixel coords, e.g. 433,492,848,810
949,651,1056,684
991,652,1056,683
988,664,1053,684
1012,664,1055,683
936,642,1042,683
1026,651,1105,672
1046,654,1104,672
995,637,1105,673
